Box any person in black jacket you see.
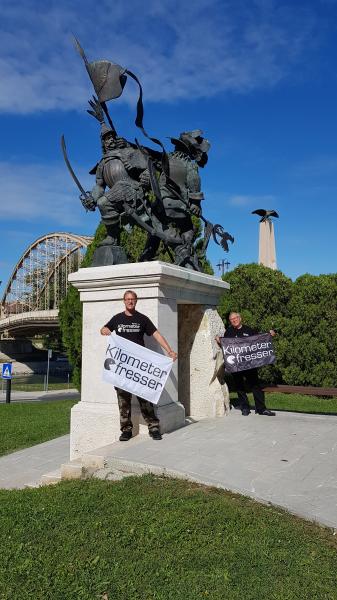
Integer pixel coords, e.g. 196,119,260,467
216,312,275,416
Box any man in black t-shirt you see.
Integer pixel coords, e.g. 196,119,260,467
216,312,276,417
101,289,177,441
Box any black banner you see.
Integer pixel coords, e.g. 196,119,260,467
220,333,275,373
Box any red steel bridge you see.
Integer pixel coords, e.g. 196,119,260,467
0,232,92,337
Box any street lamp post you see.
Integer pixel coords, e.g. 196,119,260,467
216,259,231,277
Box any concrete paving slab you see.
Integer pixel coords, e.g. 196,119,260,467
0,435,70,489
98,410,337,529
0,409,336,531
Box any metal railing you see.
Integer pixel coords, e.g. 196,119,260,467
1,372,71,394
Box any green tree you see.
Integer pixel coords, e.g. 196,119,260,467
59,224,106,388
277,274,337,386
217,263,293,383
218,263,292,329
218,265,337,386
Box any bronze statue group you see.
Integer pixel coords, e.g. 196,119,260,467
62,39,233,270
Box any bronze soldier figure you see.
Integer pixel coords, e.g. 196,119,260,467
85,124,150,249
140,130,210,269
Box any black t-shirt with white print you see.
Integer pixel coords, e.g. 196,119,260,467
223,324,258,338
104,311,157,346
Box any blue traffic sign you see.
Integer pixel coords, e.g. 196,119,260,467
1,363,13,379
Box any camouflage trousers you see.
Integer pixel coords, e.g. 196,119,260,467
115,388,160,433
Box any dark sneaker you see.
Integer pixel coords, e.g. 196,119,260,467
256,409,276,416
241,408,251,416
149,429,162,440
119,430,132,441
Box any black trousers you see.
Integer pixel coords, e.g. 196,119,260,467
232,369,266,412
115,387,160,432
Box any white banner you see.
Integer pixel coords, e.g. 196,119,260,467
102,333,173,404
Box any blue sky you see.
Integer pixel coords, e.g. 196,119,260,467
1,0,337,291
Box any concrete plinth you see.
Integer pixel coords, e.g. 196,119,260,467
68,261,229,460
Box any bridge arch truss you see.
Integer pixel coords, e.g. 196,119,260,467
1,232,92,318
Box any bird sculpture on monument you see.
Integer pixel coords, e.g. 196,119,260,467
251,209,279,222
252,208,279,270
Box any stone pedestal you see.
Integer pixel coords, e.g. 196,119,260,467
178,306,230,418
259,220,277,270
68,261,229,459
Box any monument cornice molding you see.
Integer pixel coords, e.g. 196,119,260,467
69,261,229,296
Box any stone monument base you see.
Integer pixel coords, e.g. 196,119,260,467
178,305,230,418
70,396,185,454
68,261,229,460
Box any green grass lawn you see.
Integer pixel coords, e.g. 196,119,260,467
230,392,337,414
0,400,75,456
0,476,336,600
265,392,337,414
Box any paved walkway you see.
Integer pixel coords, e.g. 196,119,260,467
0,389,80,403
0,410,336,529
0,435,70,489
99,409,337,529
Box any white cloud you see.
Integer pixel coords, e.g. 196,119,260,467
0,161,95,227
228,194,276,207
0,0,323,113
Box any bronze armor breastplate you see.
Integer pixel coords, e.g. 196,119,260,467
103,157,129,189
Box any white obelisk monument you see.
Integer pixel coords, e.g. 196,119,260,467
259,218,277,269
252,209,279,270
